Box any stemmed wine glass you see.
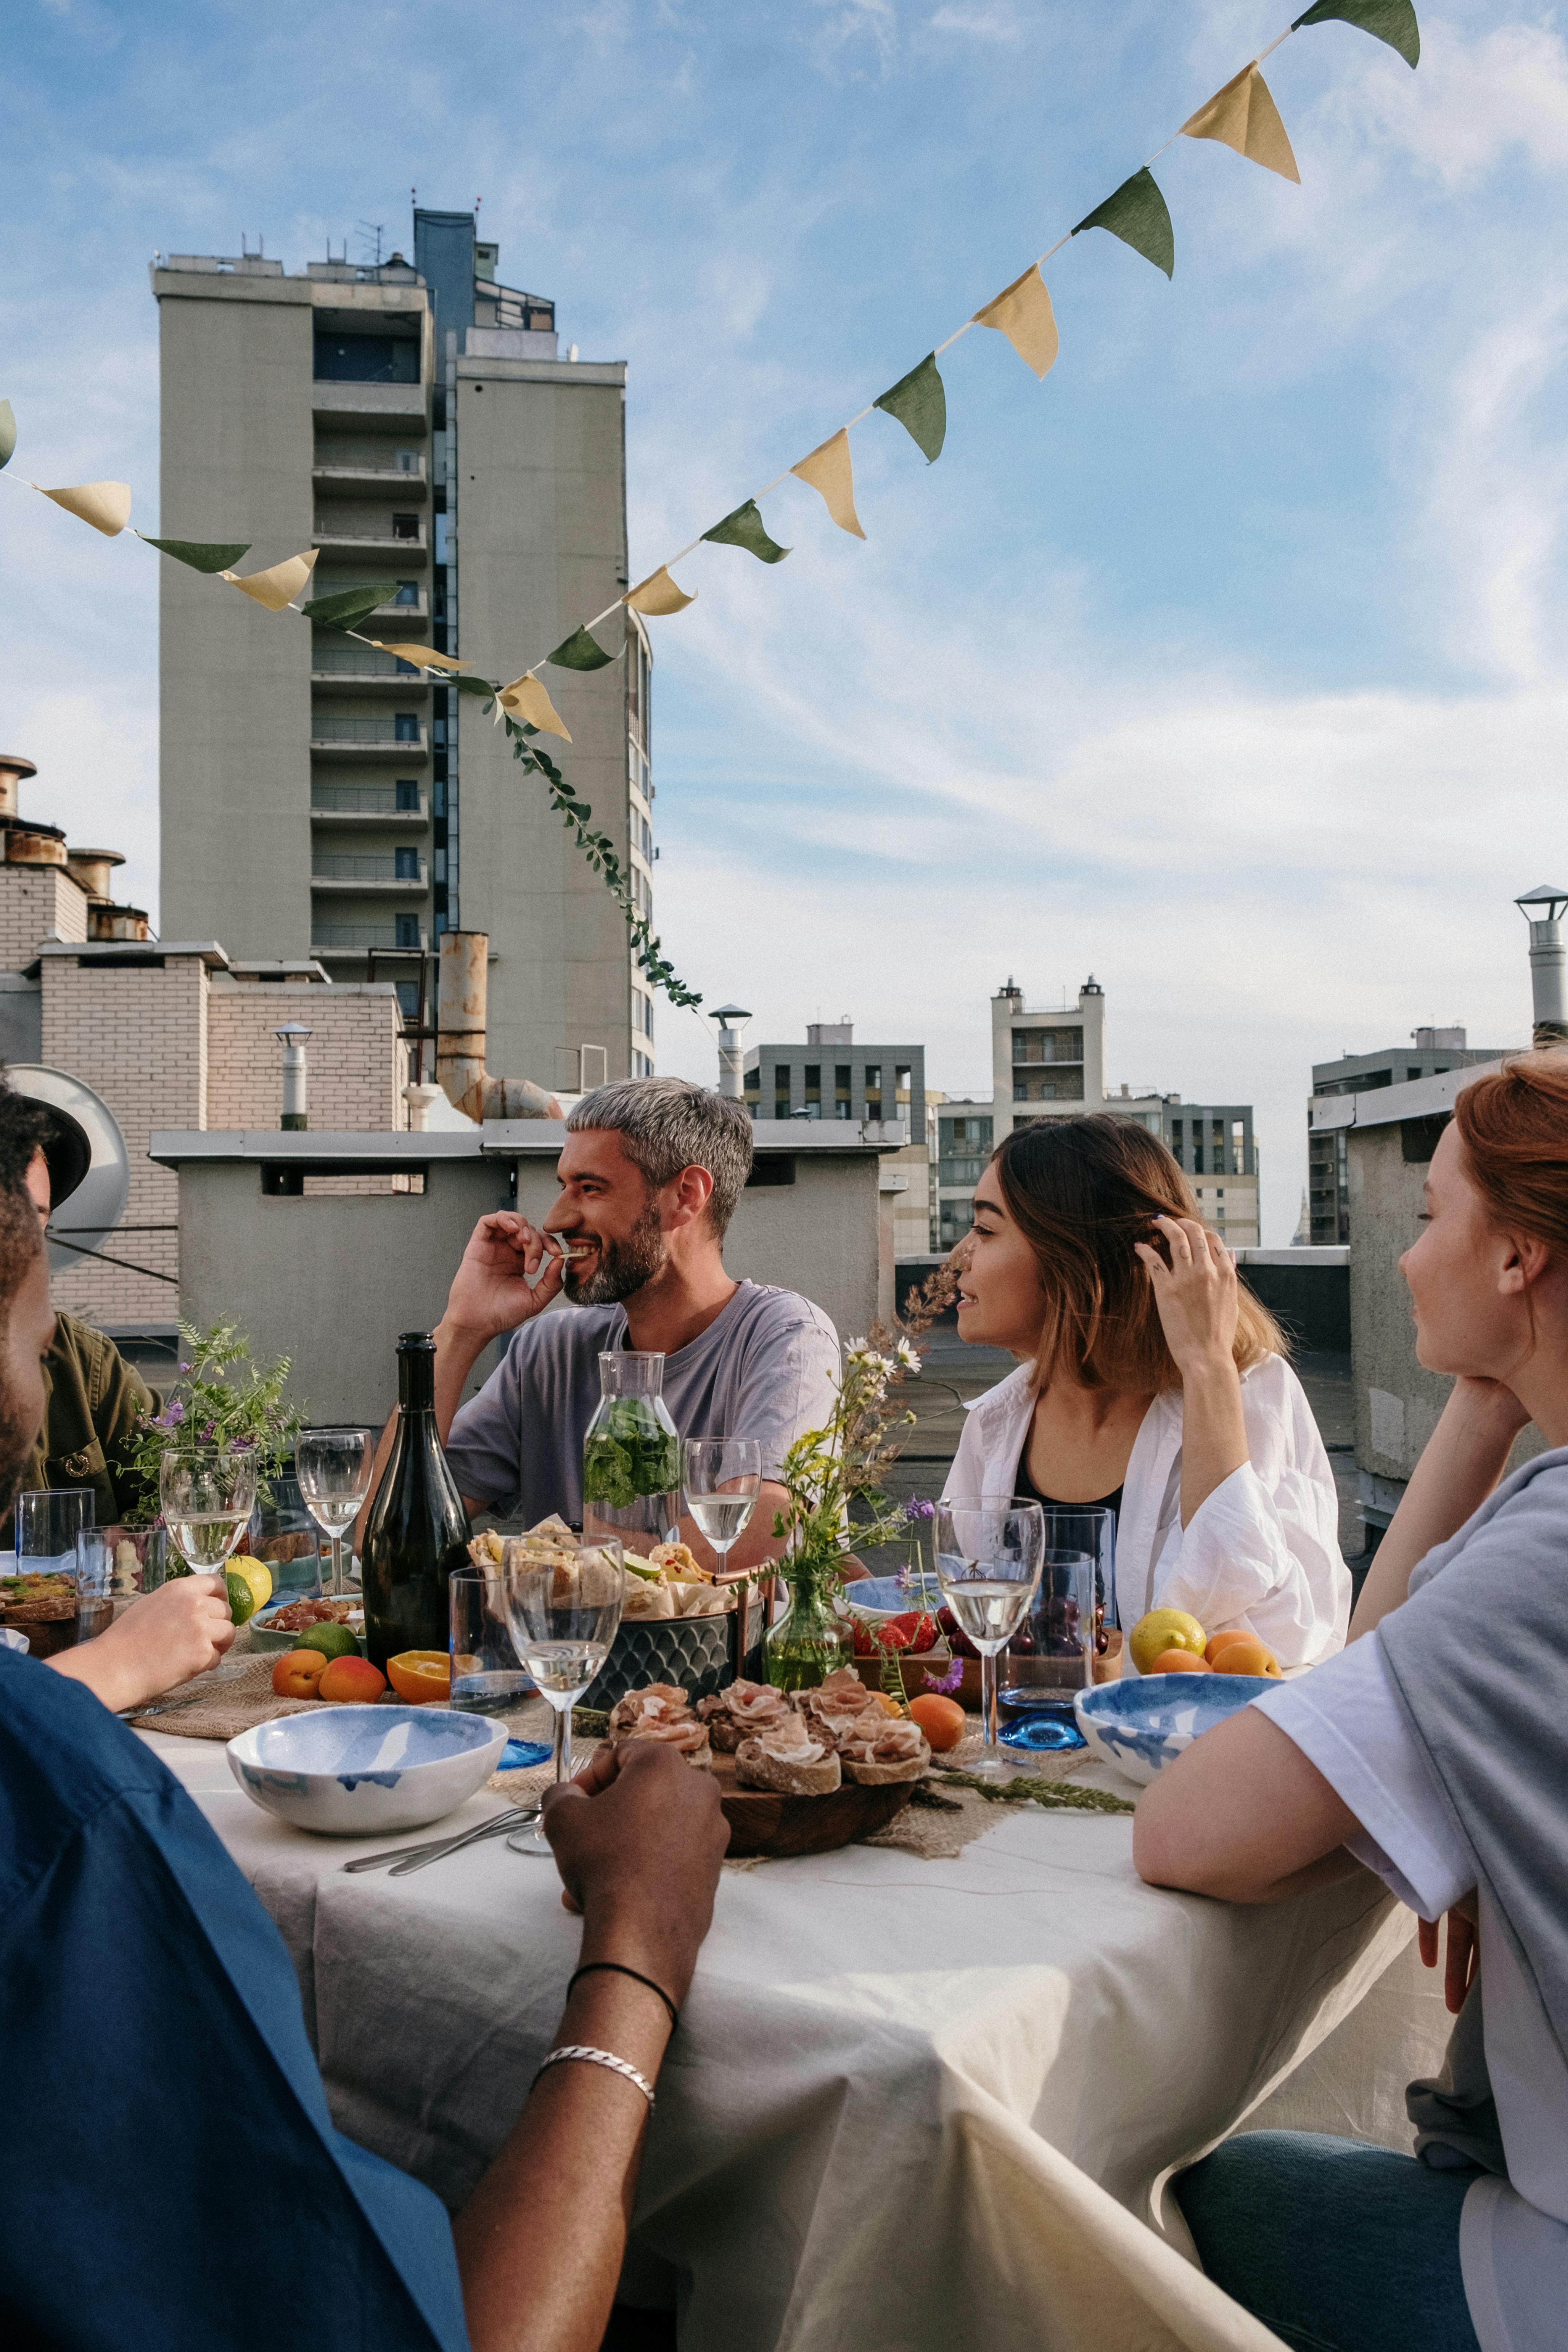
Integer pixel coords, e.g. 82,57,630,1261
683,1437,762,1678
295,1427,378,1597
159,1449,259,1676
934,1497,1044,1778
500,1539,625,1855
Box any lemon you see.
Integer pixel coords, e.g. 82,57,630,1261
234,1559,272,1614
1129,1607,1206,1676
225,1569,258,1626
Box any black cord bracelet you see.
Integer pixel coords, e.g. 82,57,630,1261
568,1960,680,2033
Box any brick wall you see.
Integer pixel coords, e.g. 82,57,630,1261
206,986,408,1131
41,953,207,1329
0,867,90,970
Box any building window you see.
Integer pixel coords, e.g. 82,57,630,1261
394,848,420,880
804,1064,821,1113
394,581,419,606
395,779,420,811
313,332,420,385
395,914,420,947
395,980,419,1018
895,1063,911,1105
394,712,420,742
392,513,420,541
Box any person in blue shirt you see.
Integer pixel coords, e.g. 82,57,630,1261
0,1130,729,2352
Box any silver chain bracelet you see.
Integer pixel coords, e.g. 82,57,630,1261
532,2043,656,2110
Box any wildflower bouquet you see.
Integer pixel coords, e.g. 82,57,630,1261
124,1321,304,1528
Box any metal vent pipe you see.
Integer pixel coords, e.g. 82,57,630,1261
1515,885,1568,1048
709,1003,752,1099
276,1022,311,1131
436,931,562,1121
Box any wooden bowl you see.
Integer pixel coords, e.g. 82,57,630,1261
710,1747,918,1859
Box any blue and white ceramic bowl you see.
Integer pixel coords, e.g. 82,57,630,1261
227,1705,507,1835
1073,1673,1278,1786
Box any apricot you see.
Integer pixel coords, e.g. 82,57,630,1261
909,1693,966,1751
1209,1636,1281,1678
317,1654,388,1703
272,1649,331,1700
1148,1649,1211,1675
1204,1629,1257,1667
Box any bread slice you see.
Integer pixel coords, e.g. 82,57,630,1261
841,1725,931,1785
734,1728,841,1796
618,1719,712,1770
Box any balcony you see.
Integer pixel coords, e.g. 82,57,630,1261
311,923,428,956
312,383,428,430
312,521,428,563
310,646,432,693
311,853,429,893
309,717,428,759
313,457,427,497
311,783,428,828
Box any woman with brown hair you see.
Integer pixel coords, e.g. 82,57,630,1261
1139,1053,1568,2352
946,1113,1349,1668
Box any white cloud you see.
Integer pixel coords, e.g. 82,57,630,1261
1336,17,1568,191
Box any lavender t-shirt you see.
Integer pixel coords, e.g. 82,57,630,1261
444,1280,841,1525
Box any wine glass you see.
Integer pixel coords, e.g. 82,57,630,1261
500,1539,624,1855
159,1449,259,1676
683,1436,762,1677
934,1497,1044,1778
295,1427,378,1597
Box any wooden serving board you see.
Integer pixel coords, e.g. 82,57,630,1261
709,1747,917,1859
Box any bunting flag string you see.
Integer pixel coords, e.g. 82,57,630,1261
2,0,1423,1013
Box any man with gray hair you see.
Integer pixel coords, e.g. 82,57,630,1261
431,1077,840,1573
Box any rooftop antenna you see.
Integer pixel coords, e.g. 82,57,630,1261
474,196,483,223
356,219,384,265
240,232,264,258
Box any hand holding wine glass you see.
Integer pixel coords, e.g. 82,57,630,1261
501,1541,625,1855
159,1449,259,1677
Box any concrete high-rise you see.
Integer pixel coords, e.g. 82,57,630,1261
151,209,657,1092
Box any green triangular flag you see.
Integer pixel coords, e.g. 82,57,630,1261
136,531,251,574
0,401,14,472
701,500,791,564
547,624,618,670
300,582,400,631
873,353,947,464
452,673,498,697
1073,167,1175,280
1293,0,1419,68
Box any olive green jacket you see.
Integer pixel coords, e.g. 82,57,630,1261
3,1313,161,1545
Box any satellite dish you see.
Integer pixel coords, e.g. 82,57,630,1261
6,1065,131,1278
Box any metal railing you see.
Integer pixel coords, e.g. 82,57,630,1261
312,853,428,883
311,784,426,816
312,456,426,481
311,644,417,679
312,521,427,547
312,924,428,952
309,718,426,747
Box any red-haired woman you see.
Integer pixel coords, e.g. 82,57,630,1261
1141,1053,1568,2352
946,1115,1349,1668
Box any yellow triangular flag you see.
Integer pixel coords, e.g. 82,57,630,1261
973,265,1059,380
34,480,132,537
219,548,320,610
370,641,473,671
1181,64,1300,184
625,565,696,616
790,429,865,539
497,671,572,742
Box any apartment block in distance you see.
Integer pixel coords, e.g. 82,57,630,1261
743,1024,929,1259
1307,1028,1506,1244
151,207,657,1091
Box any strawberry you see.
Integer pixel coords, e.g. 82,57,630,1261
881,1610,939,1653
850,1617,878,1658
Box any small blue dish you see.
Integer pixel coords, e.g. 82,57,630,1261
227,1705,506,1835
1000,1712,1086,1755
1073,1673,1278,1786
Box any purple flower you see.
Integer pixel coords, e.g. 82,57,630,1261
178,1362,192,1374
155,1400,186,1428
200,1420,217,1443
902,1496,935,1522
924,1654,963,1696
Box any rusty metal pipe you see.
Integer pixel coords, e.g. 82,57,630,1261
436,930,563,1123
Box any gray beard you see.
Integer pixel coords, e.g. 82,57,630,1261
564,1198,667,1306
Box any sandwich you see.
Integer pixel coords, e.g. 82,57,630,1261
734,1716,841,1797
696,1678,793,1753
838,1717,931,1785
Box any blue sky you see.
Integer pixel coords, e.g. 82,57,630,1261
4,1,1568,1236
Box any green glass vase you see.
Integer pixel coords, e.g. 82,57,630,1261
765,1553,854,1691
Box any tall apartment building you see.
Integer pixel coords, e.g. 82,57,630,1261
742,1023,930,1259
151,207,656,1092
1307,1028,1506,1243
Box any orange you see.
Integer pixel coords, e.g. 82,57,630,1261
1148,1649,1211,1674
1210,1636,1280,1678
909,1693,967,1751
867,1690,904,1718
1204,1629,1257,1667
272,1649,330,1700
318,1655,388,1703
386,1649,451,1704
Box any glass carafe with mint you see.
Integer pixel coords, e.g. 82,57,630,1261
582,1352,682,1552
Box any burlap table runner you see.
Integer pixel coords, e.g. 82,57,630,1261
127,1654,324,1741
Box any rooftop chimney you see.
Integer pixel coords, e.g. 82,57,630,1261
1514,885,1568,1048
436,931,562,1121
0,755,37,820
276,1022,311,1131
709,1004,752,1098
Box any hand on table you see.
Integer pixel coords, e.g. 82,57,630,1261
1133,1215,1239,1377
46,1573,235,1715
1418,1906,1479,2014
441,1212,563,1347
544,1740,730,2009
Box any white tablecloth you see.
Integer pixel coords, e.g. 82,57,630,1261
146,1733,1445,2352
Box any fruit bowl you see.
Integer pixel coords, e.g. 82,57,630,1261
227,1705,506,1835
1073,1673,1278,1786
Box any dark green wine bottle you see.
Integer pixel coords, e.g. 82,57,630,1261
362,1332,471,1672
